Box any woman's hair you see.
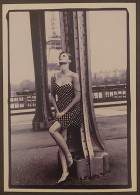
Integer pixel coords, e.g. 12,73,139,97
59,51,72,60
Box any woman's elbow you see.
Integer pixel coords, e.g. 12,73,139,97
49,94,52,104
75,94,81,102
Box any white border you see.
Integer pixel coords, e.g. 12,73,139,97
3,3,136,192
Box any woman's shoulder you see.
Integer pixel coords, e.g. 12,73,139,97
70,72,79,80
52,71,61,80
70,71,79,78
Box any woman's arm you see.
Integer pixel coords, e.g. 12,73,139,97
50,95,59,113
50,76,59,113
58,73,81,117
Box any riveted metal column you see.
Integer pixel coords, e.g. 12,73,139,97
77,11,95,177
59,11,76,72
59,11,91,177
78,11,106,150
86,12,106,151
76,11,109,176
73,11,90,162
73,11,81,74
59,10,109,178
30,11,54,131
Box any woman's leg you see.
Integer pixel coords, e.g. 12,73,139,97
59,129,68,173
57,129,69,183
49,121,73,165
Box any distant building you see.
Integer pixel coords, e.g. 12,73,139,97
46,35,62,64
11,90,17,97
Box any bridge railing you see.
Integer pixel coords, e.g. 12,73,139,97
10,84,127,110
10,95,36,110
92,84,127,103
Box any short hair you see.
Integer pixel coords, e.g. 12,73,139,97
59,51,72,60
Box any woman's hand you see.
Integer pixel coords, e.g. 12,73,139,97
56,111,66,118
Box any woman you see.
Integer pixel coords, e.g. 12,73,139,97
49,52,83,184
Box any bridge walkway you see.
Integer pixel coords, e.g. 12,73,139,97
10,105,128,186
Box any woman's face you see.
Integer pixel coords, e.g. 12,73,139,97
59,53,70,64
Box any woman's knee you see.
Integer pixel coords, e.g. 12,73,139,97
49,126,55,135
49,121,61,135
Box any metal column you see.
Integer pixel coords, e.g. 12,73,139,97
59,11,76,72
59,10,109,178
30,11,54,131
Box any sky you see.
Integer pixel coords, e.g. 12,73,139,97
89,11,127,73
9,12,34,85
9,10,127,85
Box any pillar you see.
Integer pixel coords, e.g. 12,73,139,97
30,11,54,131
59,10,109,178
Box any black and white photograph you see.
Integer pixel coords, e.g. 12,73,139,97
2,2,136,192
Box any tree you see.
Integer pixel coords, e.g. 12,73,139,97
19,80,35,91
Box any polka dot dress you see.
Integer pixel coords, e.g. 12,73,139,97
54,83,83,130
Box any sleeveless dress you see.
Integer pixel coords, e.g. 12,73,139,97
53,82,83,130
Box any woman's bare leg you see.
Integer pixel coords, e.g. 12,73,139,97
59,129,68,173
49,121,73,165
57,129,69,183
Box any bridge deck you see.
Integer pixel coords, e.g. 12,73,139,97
9,106,128,186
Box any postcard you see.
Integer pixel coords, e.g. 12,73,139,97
2,1,137,193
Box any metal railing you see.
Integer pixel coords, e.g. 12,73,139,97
10,84,127,110
92,84,127,103
10,95,36,110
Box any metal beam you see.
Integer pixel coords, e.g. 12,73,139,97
30,11,54,130
59,11,76,72
59,10,109,178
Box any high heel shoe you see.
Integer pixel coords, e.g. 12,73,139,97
66,154,73,167
56,172,69,185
